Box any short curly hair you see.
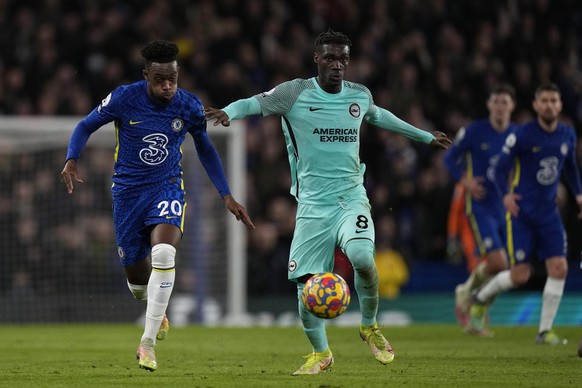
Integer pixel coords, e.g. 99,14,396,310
314,29,352,51
141,40,179,65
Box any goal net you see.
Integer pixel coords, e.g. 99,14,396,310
0,117,247,325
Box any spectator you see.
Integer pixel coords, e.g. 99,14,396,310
2,0,582,300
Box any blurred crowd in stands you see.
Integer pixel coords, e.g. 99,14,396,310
2,0,582,299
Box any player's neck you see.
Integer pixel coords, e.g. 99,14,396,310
537,117,558,133
489,117,509,132
316,76,342,94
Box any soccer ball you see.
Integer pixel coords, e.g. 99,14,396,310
302,272,351,319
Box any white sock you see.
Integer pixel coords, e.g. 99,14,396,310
464,261,489,291
476,270,514,303
539,277,565,333
127,281,147,302
142,244,176,342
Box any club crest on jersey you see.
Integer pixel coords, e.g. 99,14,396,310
349,103,360,118
288,259,297,272
117,246,125,259
561,143,568,155
171,118,184,132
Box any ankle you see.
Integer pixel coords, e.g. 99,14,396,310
471,290,485,305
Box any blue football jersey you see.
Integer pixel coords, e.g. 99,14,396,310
444,118,517,213
90,80,206,188
494,119,582,214
66,80,231,197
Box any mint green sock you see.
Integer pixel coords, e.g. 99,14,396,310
344,239,379,326
355,266,379,326
297,283,329,352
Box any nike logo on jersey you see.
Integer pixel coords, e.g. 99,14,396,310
165,215,180,219
309,107,323,111
532,146,542,153
480,143,490,150
129,120,143,125
355,229,366,234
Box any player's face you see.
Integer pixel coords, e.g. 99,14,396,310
144,61,179,103
533,90,562,125
487,93,514,123
314,44,350,93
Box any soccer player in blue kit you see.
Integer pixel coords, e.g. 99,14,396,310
470,83,582,344
443,84,518,335
205,29,451,375
60,40,254,371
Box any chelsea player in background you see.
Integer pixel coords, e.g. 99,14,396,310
206,29,451,375
60,40,254,372
443,84,518,335
470,83,582,345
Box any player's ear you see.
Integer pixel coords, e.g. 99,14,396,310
313,52,319,63
142,69,148,80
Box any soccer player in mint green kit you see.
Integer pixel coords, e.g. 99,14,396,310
206,29,451,375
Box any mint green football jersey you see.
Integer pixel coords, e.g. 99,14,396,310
257,78,368,205
224,77,435,205
223,77,434,280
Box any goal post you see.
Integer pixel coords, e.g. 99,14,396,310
0,116,247,325
206,121,250,325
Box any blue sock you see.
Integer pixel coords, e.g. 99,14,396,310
297,283,329,352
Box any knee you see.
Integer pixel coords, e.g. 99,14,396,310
151,243,176,269
345,240,375,271
546,257,568,279
486,249,508,274
510,264,531,285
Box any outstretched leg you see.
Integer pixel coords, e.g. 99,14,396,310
134,223,180,371
536,257,568,345
468,263,527,336
345,239,394,364
456,248,508,327
293,282,333,375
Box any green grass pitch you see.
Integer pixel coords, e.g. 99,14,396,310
1,324,581,387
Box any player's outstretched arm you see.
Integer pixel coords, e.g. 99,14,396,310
205,97,264,127
223,194,255,229
60,159,84,194
204,107,231,127
429,130,452,149
367,105,451,147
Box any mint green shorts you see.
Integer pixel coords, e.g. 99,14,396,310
287,192,375,282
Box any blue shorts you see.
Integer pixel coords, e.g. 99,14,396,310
467,203,506,256
506,207,566,265
287,190,374,282
112,178,186,266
